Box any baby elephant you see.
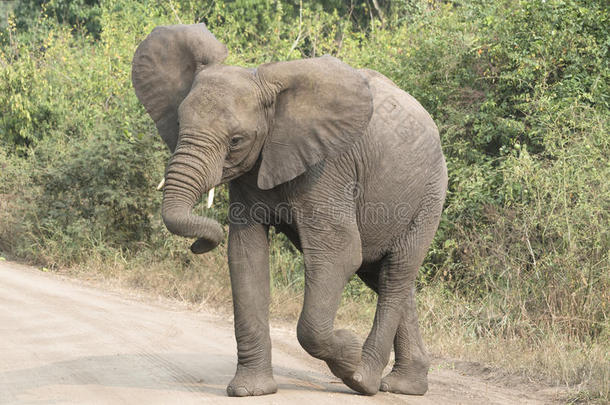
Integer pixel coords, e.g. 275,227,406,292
132,23,447,396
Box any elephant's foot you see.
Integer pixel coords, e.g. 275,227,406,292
226,365,277,397
342,362,382,396
379,366,428,395
324,329,362,379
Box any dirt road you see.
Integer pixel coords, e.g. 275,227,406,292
0,260,563,404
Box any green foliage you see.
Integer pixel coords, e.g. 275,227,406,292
37,133,165,250
0,134,168,264
13,0,102,38
0,0,173,262
0,0,608,398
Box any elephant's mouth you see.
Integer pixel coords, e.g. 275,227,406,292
219,168,243,184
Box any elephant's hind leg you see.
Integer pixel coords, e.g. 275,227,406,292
357,269,429,395
378,286,430,395
346,193,444,395
357,270,430,395
379,182,446,396
343,250,415,395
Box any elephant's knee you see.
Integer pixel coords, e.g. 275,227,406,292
297,317,332,359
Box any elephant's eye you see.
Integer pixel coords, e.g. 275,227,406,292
230,136,243,148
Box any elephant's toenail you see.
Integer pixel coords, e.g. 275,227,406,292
380,382,389,391
234,387,249,396
353,373,363,383
253,388,264,396
226,386,234,396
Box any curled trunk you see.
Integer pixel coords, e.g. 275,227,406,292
161,141,225,254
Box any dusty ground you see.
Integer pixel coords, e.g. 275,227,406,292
0,260,567,404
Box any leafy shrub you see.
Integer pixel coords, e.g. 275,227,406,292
39,133,164,248
0,132,167,264
13,0,102,38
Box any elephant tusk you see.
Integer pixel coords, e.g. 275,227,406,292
206,187,215,209
156,178,165,191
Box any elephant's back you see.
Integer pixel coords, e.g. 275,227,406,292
359,68,440,152
359,68,444,182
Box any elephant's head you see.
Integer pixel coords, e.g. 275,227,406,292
132,24,373,254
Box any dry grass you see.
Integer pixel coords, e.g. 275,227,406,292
418,284,609,403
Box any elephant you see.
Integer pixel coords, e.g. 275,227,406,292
131,23,447,397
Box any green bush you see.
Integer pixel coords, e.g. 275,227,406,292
0,133,168,264
37,133,164,252
13,0,102,38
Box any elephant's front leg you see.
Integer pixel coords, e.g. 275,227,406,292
226,219,277,397
297,222,363,382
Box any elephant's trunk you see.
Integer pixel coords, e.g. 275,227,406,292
161,138,225,254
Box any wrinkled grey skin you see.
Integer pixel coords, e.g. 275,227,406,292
132,24,447,397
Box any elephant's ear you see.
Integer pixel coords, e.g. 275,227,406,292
132,24,227,152
256,56,373,190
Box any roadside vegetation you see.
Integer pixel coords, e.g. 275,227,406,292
0,0,607,401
